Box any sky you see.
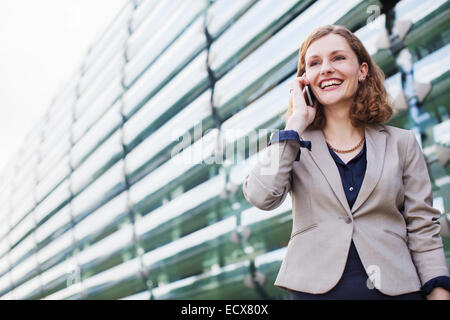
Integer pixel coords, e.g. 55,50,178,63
0,0,128,176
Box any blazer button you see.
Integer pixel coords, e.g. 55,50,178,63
345,217,352,224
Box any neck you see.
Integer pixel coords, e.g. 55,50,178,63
322,103,364,143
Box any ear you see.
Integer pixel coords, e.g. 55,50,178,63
359,62,368,81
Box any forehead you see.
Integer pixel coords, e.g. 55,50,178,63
305,33,354,59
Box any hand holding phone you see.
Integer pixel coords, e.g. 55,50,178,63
302,85,316,106
286,74,317,134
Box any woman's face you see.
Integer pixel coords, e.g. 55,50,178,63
304,33,368,108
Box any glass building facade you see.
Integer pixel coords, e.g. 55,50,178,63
0,0,449,300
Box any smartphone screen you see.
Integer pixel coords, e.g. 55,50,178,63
303,85,316,106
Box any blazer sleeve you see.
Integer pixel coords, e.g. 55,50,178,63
242,138,300,211
402,130,450,285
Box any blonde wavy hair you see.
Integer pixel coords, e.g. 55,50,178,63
283,25,393,129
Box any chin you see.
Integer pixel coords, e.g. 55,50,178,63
318,95,353,107
319,99,344,106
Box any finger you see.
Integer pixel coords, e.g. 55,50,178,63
294,77,304,91
290,83,307,109
296,76,307,88
288,82,295,94
289,80,302,94
303,75,311,85
299,74,310,86
300,73,306,82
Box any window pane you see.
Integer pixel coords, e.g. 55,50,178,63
123,17,205,114
123,51,208,146
124,89,212,176
71,129,123,195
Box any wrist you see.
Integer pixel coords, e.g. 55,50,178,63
427,287,450,300
284,124,307,136
285,115,309,134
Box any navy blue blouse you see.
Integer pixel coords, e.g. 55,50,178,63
269,129,450,297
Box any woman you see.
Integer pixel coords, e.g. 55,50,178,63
243,25,450,300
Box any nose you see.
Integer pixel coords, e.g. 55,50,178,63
320,59,335,75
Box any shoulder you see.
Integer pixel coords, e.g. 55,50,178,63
375,124,426,170
376,123,410,136
374,123,413,144
370,124,417,163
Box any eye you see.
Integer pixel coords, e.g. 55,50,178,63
309,61,319,67
334,55,345,61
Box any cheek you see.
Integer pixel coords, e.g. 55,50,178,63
305,68,318,81
305,69,319,84
342,67,359,90
346,77,359,92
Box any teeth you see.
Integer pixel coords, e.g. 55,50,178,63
320,79,343,89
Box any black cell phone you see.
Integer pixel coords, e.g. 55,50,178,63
303,85,316,106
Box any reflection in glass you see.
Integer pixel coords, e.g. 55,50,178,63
71,100,122,170
128,129,218,205
127,0,182,61
413,43,450,82
71,130,123,195
210,0,298,71
123,17,205,114
74,191,128,246
83,2,132,72
206,0,256,38
123,51,208,147
34,204,71,246
124,89,211,176
395,0,446,23
126,0,204,91
71,160,125,221
34,179,70,223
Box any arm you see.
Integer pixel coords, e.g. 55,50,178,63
244,74,316,211
423,276,450,300
242,130,310,211
402,131,450,294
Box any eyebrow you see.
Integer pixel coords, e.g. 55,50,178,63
307,50,348,60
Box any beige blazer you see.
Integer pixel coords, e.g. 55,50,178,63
243,123,449,295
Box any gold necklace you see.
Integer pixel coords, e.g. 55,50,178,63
326,136,365,154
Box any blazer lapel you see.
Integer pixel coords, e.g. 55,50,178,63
351,123,386,215
302,128,352,216
301,123,386,217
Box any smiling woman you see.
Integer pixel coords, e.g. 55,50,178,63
284,25,392,131
243,24,450,300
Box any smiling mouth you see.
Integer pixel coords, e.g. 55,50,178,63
320,80,343,91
